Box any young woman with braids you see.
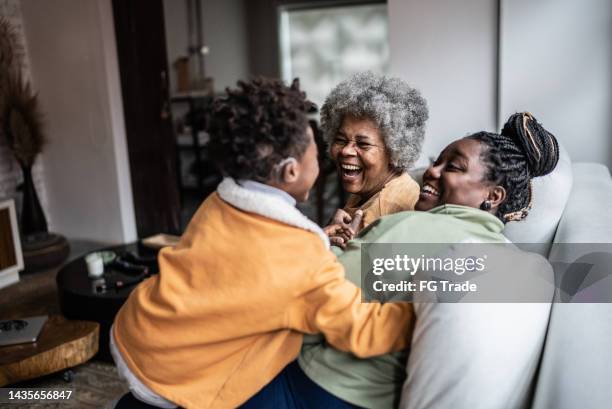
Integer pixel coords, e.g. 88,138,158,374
415,112,558,221
240,112,560,409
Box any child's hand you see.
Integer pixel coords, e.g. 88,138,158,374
324,224,351,248
324,210,363,248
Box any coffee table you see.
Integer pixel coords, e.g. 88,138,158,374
0,315,99,386
56,242,159,361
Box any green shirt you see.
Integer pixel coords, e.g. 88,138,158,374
299,205,506,409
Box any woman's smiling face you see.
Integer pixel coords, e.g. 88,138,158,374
415,138,495,211
330,115,395,199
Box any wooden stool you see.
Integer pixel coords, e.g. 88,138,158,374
0,315,99,386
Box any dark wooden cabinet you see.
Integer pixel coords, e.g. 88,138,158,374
112,0,181,237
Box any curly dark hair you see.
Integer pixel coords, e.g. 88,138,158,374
467,112,559,223
207,77,314,182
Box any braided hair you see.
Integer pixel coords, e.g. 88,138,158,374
467,112,559,223
207,77,314,182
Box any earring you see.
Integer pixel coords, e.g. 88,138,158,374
480,200,492,211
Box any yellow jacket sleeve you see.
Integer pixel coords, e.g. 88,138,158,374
286,254,414,358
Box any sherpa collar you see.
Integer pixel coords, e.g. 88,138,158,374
217,178,330,248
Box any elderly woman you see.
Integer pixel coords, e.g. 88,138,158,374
240,112,559,409
320,72,428,247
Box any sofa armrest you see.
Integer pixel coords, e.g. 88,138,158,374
552,163,612,244
531,162,612,409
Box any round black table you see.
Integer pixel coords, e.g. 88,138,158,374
56,242,160,361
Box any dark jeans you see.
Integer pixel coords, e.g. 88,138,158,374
115,361,360,409
239,360,363,409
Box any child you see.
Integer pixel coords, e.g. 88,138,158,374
111,78,413,409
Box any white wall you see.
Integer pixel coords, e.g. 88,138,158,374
163,0,189,94
0,0,47,218
388,0,612,168
388,0,499,166
20,0,137,243
163,0,249,94
500,0,612,166
201,0,248,91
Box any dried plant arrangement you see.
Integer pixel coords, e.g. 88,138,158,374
0,16,21,104
1,71,46,168
0,16,21,69
0,16,69,271
0,17,48,237
0,65,8,117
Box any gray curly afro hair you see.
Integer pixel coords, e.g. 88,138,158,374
320,71,428,171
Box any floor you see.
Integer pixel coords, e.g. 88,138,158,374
5,361,128,409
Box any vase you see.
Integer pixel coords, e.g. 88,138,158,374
20,163,48,236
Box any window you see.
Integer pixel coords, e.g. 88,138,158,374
279,2,389,107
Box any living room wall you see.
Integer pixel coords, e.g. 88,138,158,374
499,0,612,167
388,0,499,167
18,0,137,243
388,0,612,168
0,0,48,220
163,0,249,94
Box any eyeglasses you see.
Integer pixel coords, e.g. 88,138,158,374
332,137,384,151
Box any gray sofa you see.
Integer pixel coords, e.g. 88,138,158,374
531,162,612,409
401,150,612,409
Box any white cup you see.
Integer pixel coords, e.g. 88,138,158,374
85,253,104,278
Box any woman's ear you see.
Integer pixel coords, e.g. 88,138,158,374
488,186,507,210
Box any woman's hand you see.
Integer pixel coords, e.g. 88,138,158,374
324,210,363,248
330,208,353,226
